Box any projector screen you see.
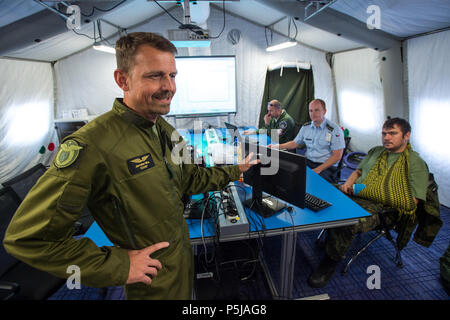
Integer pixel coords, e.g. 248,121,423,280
168,56,237,117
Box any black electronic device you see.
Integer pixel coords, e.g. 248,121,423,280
224,121,242,145
54,121,87,143
304,193,332,212
183,197,212,219
242,142,307,217
224,122,258,145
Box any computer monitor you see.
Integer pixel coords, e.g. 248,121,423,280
54,121,87,143
224,121,242,145
224,121,261,146
242,142,306,217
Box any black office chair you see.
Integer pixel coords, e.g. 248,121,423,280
340,172,441,275
341,207,402,274
0,187,66,300
331,136,352,184
2,163,94,236
2,163,47,200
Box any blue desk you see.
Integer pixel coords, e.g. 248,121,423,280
185,167,369,299
83,127,370,299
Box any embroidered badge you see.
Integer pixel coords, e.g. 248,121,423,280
127,153,155,175
279,121,287,130
54,139,83,169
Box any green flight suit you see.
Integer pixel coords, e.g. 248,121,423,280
258,109,296,144
3,98,241,300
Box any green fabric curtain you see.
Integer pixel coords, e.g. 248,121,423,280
258,67,314,129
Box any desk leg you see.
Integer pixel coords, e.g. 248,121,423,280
280,231,296,299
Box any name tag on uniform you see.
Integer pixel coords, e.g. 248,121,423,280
325,132,332,142
127,153,155,175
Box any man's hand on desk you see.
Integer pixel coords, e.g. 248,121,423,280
238,152,260,173
339,169,361,195
312,167,323,175
126,241,169,285
266,144,279,149
339,183,353,195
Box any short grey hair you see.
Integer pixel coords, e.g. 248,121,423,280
269,100,282,109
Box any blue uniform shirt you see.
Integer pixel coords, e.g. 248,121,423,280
293,118,345,166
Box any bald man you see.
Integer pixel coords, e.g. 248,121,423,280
243,99,296,144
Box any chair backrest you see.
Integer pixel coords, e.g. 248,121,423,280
0,187,22,277
337,137,351,169
333,136,351,182
2,163,47,201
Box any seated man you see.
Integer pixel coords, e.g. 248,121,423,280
242,99,296,144
268,99,345,183
307,117,429,288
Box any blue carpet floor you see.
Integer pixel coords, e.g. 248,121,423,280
266,205,450,300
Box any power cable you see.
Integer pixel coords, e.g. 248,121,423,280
80,0,128,17
208,0,226,39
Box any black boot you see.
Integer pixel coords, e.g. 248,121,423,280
307,255,340,288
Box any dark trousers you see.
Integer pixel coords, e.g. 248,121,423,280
306,159,338,184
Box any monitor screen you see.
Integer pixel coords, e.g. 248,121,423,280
224,121,242,144
168,56,237,117
54,121,87,143
242,142,306,217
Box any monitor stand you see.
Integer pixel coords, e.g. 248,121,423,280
243,190,286,218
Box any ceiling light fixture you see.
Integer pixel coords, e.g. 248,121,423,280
170,40,211,48
266,40,297,52
93,43,116,54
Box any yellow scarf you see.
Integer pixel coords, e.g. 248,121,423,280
358,143,417,219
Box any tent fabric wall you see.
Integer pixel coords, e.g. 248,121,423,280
54,49,122,119
407,29,450,207
0,58,56,184
53,6,335,130
333,48,386,153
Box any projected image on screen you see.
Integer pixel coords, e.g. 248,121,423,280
168,56,237,117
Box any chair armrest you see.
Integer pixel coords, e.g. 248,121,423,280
0,281,20,300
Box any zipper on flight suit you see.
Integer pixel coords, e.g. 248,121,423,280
113,198,138,249
155,125,183,213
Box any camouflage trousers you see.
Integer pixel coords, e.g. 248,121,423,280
325,195,399,261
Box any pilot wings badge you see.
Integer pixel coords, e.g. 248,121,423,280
127,153,155,175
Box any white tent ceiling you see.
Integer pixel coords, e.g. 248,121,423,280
1,0,449,62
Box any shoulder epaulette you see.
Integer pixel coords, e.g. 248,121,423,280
326,124,334,132
302,121,311,126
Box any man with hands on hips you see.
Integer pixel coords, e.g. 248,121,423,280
3,32,258,300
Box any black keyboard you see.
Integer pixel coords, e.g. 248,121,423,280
304,193,332,212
